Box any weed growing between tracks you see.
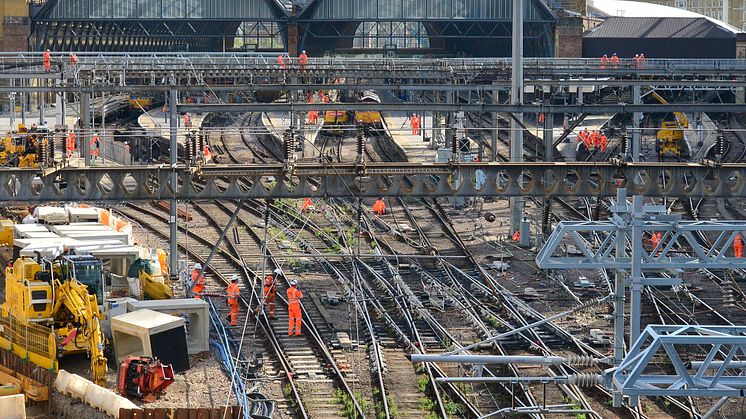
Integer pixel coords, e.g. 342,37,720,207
333,389,369,418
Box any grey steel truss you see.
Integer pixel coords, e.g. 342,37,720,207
613,325,746,399
7,162,746,203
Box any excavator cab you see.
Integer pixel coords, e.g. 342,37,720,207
60,255,104,303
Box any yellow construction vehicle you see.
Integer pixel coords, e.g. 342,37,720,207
0,124,45,168
1,253,107,386
128,257,174,300
650,91,689,157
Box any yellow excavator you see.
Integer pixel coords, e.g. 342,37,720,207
649,91,689,158
1,253,107,386
1,124,45,168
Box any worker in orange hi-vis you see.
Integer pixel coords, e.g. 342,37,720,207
256,271,278,319
298,50,309,69
589,130,600,150
287,279,303,336
203,144,211,160
610,53,620,68
650,232,662,254
538,113,545,125
373,197,386,215
66,131,76,158
191,262,205,299
411,114,420,135
599,132,608,152
43,49,51,72
301,197,313,212
599,54,609,70
633,54,640,69
183,113,192,129
226,274,240,326
512,230,521,241
277,54,285,69
638,53,646,68
735,234,744,258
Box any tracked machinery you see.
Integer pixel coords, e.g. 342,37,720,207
1,252,107,386
649,91,689,158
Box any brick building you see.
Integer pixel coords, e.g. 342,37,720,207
0,0,30,52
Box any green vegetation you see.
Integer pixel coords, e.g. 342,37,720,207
417,375,429,393
486,315,501,329
333,389,368,418
373,387,399,418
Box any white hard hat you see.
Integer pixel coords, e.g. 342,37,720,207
194,262,202,269
290,279,298,286
231,274,239,282
273,268,283,275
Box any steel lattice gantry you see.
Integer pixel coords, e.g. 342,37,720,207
29,0,556,56
30,0,289,52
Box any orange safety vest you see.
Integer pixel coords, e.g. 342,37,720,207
277,55,285,68
263,275,277,296
43,51,51,66
735,235,743,250
302,197,313,210
287,286,303,305
227,282,240,302
299,53,308,66
512,230,521,241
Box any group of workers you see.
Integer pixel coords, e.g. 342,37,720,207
649,231,744,259
306,90,331,124
190,262,305,334
577,128,608,152
277,50,310,69
599,53,646,69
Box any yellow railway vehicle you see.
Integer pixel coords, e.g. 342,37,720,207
322,110,351,135
355,90,383,127
128,95,154,109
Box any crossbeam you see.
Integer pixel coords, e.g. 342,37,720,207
176,102,746,114
2,162,746,202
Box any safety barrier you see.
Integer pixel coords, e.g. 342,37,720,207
118,406,244,419
0,315,57,374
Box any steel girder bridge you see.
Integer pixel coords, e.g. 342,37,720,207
28,0,555,56
5,162,746,203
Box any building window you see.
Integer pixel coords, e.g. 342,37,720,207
675,0,686,8
353,21,430,50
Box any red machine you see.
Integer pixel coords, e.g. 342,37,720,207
117,356,175,402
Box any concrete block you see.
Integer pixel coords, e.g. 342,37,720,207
0,394,25,419
111,309,189,373
125,298,209,355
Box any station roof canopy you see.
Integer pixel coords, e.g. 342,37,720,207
585,17,737,39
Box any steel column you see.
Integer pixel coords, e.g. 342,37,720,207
629,195,644,348
613,188,627,408
632,85,641,162
510,0,524,234
81,92,91,166
169,89,178,276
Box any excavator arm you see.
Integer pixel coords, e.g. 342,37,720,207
649,90,689,128
52,279,107,386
